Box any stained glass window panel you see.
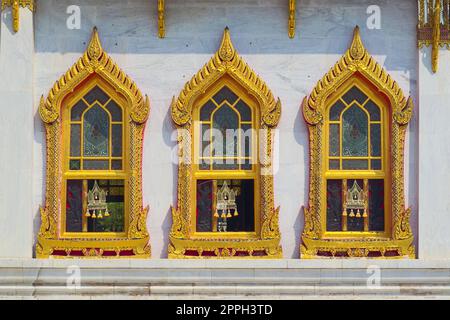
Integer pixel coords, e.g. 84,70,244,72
342,86,368,105
83,160,109,170
83,105,109,157
326,180,342,232
112,124,122,157
212,161,239,170
235,100,252,121
213,86,238,105
84,86,110,105
70,160,81,170
342,159,369,170
70,124,81,157
112,160,122,170
371,124,381,157
330,100,346,121
71,100,88,121
329,159,340,170
329,124,340,156
364,100,381,121
371,159,382,170
200,124,211,158
200,101,216,121
342,105,368,157
212,105,238,157
241,124,252,159
106,100,123,121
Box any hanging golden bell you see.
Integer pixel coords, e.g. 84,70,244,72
349,209,355,217
234,209,239,217
227,209,232,218
92,211,97,219
104,209,110,217
214,210,219,218
85,210,91,217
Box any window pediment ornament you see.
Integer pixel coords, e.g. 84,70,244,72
37,28,151,259
171,27,281,128
301,26,415,259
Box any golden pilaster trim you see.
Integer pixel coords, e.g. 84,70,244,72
301,26,415,259
288,0,296,39
169,28,282,259
37,27,151,259
1,0,34,33
418,0,450,73
158,0,165,38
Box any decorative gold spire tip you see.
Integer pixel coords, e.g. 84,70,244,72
87,27,103,60
349,25,365,60
218,27,236,62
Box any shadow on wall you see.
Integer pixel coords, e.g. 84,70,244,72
34,0,417,72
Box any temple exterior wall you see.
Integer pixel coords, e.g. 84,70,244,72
2,0,446,260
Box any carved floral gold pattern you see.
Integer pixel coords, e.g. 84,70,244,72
1,0,34,33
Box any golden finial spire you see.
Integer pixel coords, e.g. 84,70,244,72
218,27,236,62
349,25,366,60
87,26,103,61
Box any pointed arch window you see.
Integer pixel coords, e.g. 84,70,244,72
37,28,150,258
170,28,282,258
301,27,415,259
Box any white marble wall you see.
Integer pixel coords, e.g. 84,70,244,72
27,0,419,259
418,49,450,259
0,8,34,258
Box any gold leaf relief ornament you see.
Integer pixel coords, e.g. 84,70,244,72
301,26,415,259
37,28,151,259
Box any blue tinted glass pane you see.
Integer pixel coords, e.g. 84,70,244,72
84,86,110,105
83,105,109,157
329,159,340,170
83,160,109,170
364,100,381,121
112,124,122,157
200,101,216,121
342,159,369,170
212,105,238,157
235,100,251,121
71,100,88,121
241,124,252,158
200,124,211,158
330,100,346,121
70,160,81,170
342,105,368,157
112,160,122,170
212,161,239,170
106,100,122,121
329,124,340,156
213,86,238,105
326,180,342,232
371,124,381,157
70,124,81,157
342,86,368,105
371,159,382,170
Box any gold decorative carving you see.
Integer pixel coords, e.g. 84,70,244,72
169,28,282,259
301,26,415,259
1,0,34,33
36,27,151,259
288,0,296,39
418,0,450,73
158,0,165,38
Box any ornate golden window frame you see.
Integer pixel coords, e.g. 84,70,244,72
169,28,282,259
37,28,151,259
301,26,415,259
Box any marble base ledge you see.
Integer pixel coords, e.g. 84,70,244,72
0,259,449,299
